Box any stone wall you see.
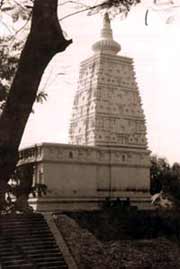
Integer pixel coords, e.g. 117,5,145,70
18,143,151,210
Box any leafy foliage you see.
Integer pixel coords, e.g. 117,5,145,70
1,163,47,214
150,155,180,207
0,37,48,111
1,0,32,21
0,1,48,111
0,38,22,109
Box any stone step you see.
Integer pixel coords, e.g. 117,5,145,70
37,260,68,266
1,232,51,238
0,213,42,219
0,247,19,253
3,262,67,269
0,216,43,220
0,214,68,269
2,264,33,269
28,252,64,259
4,265,68,269
0,254,22,259
0,243,58,253
0,222,46,228
1,254,66,267
1,231,49,237
0,223,46,229
2,257,68,269
0,226,48,233
1,253,65,264
0,243,60,252
2,259,34,266
0,234,54,240
0,218,45,225
44,266,68,269
0,250,62,258
5,235,55,241
31,252,64,261
38,265,68,269
2,255,65,263
18,245,60,252
18,246,60,253
0,237,52,244
19,241,58,248
0,216,45,222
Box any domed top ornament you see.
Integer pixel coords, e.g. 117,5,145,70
92,13,121,55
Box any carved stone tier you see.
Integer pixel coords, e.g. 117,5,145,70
69,15,147,150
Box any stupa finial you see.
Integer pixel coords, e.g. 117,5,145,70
92,13,121,55
101,12,113,39
104,12,110,25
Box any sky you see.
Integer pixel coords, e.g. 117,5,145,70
1,0,180,164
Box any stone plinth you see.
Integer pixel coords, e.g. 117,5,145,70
18,143,151,211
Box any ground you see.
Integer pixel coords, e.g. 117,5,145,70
55,208,180,269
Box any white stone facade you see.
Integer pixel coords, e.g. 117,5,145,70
69,54,147,148
18,143,150,211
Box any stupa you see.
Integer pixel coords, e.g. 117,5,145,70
18,14,151,211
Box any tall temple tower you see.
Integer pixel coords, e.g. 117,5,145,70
69,14,147,151
18,14,151,211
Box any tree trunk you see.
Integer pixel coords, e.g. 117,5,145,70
0,0,72,208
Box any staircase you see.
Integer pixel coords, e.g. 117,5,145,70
0,213,68,269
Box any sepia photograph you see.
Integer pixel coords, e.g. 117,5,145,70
0,0,180,268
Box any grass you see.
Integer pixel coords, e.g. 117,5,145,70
55,208,180,268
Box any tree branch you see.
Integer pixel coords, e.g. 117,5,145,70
59,0,110,21
59,0,139,21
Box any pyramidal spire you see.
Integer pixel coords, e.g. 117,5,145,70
92,13,121,55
